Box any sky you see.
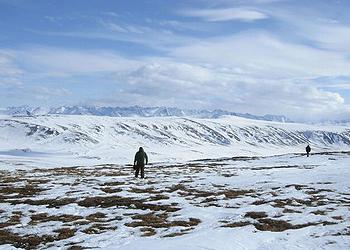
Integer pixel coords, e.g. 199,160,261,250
1,0,350,121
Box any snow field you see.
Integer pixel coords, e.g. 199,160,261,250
0,152,349,249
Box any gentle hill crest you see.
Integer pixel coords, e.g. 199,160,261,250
0,114,349,168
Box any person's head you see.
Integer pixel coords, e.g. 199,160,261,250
139,147,144,152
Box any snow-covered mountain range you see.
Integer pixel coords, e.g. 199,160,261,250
0,114,349,168
0,105,291,122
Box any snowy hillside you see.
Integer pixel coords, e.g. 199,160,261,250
1,115,350,249
0,115,349,169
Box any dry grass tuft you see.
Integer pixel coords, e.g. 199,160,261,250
0,229,56,249
29,213,83,225
0,212,22,228
140,227,156,237
86,212,107,222
244,211,268,219
222,221,251,228
125,212,201,232
82,223,116,234
78,195,180,212
20,197,77,208
54,227,77,240
311,210,327,215
100,187,123,193
0,184,46,199
254,218,294,232
129,187,161,194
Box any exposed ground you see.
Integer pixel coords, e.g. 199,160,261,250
0,152,350,249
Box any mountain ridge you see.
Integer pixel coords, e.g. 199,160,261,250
0,105,292,123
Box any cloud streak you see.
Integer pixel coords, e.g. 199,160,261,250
181,7,268,22
170,31,350,79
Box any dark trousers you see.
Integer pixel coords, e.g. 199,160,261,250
135,164,145,178
306,152,310,157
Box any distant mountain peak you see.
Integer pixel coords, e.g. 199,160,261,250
1,105,292,123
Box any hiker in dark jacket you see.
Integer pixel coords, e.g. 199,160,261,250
133,147,148,178
306,144,311,157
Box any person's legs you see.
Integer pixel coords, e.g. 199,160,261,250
307,152,309,157
141,165,145,178
135,166,140,177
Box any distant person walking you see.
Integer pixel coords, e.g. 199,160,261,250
133,147,148,178
306,144,311,157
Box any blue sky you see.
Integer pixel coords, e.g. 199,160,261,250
1,0,350,121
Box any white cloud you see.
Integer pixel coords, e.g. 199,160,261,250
3,85,71,104
267,9,350,53
322,83,350,90
15,47,140,76
28,26,197,51
34,86,71,96
170,31,350,79
104,59,350,121
31,86,71,101
101,11,119,18
181,7,268,22
44,16,63,25
0,50,23,86
2,44,349,121
294,21,350,53
98,20,129,33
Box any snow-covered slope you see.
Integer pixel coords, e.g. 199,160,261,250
1,115,350,249
0,115,349,168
